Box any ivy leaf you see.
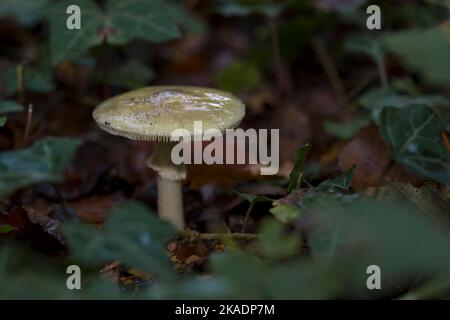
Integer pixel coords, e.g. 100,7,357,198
367,182,450,230
106,0,180,45
316,165,356,192
265,260,343,299
2,62,54,95
359,87,448,124
346,35,385,70
45,0,181,65
45,0,103,65
308,198,450,280
0,100,23,114
216,0,287,18
0,245,71,299
0,100,23,127
256,218,300,259
0,0,49,26
287,143,311,192
323,116,370,140
383,27,450,86
0,224,16,234
233,190,272,205
315,0,368,14
299,167,358,211
209,250,267,299
378,105,450,186
270,203,300,224
63,200,176,279
166,0,206,35
0,137,82,197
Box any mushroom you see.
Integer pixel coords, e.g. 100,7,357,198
92,86,245,229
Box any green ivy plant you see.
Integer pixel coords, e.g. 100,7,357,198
45,0,182,65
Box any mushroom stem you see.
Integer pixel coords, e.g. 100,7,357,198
146,141,186,230
157,175,184,229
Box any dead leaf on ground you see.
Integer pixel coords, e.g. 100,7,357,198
67,192,125,224
339,126,422,191
367,181,450,229
0,207,64,254
187,164,260,189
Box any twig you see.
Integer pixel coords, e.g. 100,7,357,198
179,229,259,241
312,37,347,107
241,203,255,233
17,63,26,108
268,16,293,98
345,70,377,102
22,103,33,147
101,37,110,99
343,70,378,114
377,57,389,89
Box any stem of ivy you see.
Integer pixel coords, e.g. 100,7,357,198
17,63,26,108
180,229,259,241
101,37,111,98
241,202,255,233
17,63,32,148
377,57,389,89
22,103,33,147
312,37,347,108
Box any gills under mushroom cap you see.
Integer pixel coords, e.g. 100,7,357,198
92,86,246,141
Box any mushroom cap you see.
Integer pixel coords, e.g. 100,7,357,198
93,86,245,141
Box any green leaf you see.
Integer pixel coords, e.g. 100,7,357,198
0,0,49,25
359,87,448,124
0,116,6,127
45,0,181,64
209,249,267,299
369,182,450,230
0,245,71,299
390,77,420,96
233,190,272,205
106,0,180,45
0,244,119,299
63,200,176,279
323,116,370,140
0,100,23,114
0,224,16,234
346,34,385,68
256,218,300,259
383,27,450,86
108,59,155,89
265,260,343,299
308,198,450,281
0,137,81,197
216,0,287,18
45,0,103,65
315,0,368,14
2,63,54,95
217,61,262,93
316,165,355,191
270,203,300,223
146,276,235,299
287,143,311,192
166,1,206,35
378,105,450,186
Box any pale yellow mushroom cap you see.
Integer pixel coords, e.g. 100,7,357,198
92,86,245,141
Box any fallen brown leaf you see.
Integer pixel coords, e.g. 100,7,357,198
339,126,422,191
